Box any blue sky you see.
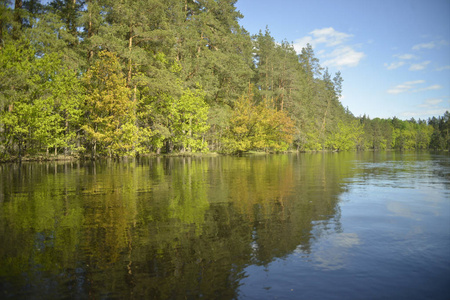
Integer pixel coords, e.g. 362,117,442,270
235,0,450,120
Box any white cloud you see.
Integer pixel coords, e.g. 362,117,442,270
293,36,314,52
412,42,436,50
387,80,425,94
401,96,449,119
387,86,410,95
309,27,352,47
436,65,450,71
419,98,443,107
385,53,421,70
409,60,431,71
405,80,426,85
395,53,419,60
384,61,405,70
401,109,449,119
293,27,364,68
311,233,360,271
412,84,443,93
323,46,365,68
412,40,449,51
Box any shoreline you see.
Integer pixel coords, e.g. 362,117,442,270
2,149,443,163
0,152,222,163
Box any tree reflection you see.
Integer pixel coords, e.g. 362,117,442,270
0,154,354,298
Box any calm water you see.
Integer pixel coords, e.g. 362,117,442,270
0,152,449,299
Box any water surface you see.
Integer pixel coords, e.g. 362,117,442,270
1,152,449,299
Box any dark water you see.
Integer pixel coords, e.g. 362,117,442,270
0,152,449,299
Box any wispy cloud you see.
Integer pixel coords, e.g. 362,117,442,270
409,60,431,71
402,97,449,119
402,97,450,119
436,65,450,71
401,109,449,119
412,84,442,93
387,80,425,94
385,53,420,70
293,27,364,68
386,80,442,94
384,61,405,70
412,40,449,51
394,53,419,60
418,98,443,107
412,42,436,50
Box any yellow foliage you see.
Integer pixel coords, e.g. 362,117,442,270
82,51,137,156
223,89,295,154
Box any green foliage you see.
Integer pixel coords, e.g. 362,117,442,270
138,87,209,154
428,112,450,150
0,38,84,158
0,1,447,159
171,88,210,152
327,120,364,151
358,116,438,151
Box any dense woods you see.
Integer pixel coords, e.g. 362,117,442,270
1,0,449,160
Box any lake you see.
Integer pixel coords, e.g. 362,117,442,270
0,151,449,299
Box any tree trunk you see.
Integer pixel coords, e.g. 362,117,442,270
13,0,23,40
0,17,3,50
87,0,94,62
69,0,77,37
128,26,133,86
165,140,173,153
320,98,331,145
93,141,96,159
18,138,23,162
65,118,69,155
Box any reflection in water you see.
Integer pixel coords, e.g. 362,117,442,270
387,201,418,220
0,152,449,299
311,232,360,271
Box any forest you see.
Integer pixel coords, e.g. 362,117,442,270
1,0,449,160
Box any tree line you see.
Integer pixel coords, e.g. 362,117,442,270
1,0,449,160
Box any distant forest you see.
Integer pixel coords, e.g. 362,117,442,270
1,0,449,160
